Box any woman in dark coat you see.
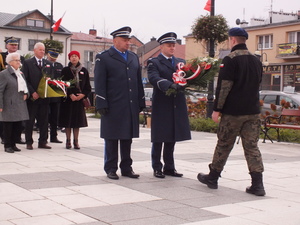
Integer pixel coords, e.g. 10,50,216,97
59,51,91,149
0,52,29,153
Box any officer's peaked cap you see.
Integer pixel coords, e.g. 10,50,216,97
157,32,177,45
110,26,132,38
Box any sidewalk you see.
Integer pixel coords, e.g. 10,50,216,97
0,115,300,225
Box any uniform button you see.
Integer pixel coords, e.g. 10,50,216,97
130,100,133,103
129,89,132,92
129,78,131,81
127,67,129,70
174,105,176,108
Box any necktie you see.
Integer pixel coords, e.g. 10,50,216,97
38,60,42,68
168,58,172,63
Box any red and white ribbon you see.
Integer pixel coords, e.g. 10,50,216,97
172,62,202,86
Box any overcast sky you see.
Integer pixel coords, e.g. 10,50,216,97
5,0,299,43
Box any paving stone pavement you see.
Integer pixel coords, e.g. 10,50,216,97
0,115,300,225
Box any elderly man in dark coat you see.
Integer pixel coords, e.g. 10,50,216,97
147,32,191,179
22,42,53,150
94,26,145,180
0,52,29,153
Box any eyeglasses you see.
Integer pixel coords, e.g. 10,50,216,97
12,59,21,62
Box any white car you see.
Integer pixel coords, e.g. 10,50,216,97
260,90,300,115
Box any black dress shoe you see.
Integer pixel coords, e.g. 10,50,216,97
107,172,119,180
38,144,52,149
5,147,14,153
16,139,26,144
26,144,33,150
153,170,165,178
50,138,63,143
12,146,21,152
122,170,140,178
163,169,183,177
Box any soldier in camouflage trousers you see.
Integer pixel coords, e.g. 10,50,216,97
197,28,266,196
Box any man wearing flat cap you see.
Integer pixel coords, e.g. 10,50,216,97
0,37,25,145
46,48,63,144
147,32,191,179
94,26,145,180
197,27,266,196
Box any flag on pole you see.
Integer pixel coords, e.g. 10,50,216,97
52,12,66,32
204,0,211,12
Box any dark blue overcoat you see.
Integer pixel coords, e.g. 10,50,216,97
94,47,145,139
147,54,191,143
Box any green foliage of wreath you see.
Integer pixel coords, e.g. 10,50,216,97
192,14,229,43
42,39,64,54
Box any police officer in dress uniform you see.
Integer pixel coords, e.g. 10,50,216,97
94,26,145,180
197,28,266,196
47,48,63,143
147,32,191,179
0,37,25,145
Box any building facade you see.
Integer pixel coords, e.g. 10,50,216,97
184,12,300,92
0,9,72,65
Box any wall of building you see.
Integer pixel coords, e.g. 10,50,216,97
0,29,71,66
246,23,300,64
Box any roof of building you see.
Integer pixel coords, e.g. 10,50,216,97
71,32,113,43
0,9,71,34
138,37,186,66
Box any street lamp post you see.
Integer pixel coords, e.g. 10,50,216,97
254,50,269,66
206,0,215,118
50,0,53,40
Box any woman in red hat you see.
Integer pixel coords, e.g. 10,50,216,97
58,51,91,149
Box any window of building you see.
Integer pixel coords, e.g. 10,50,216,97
288,31,300,43
258,35,273,49
26,19,44,28
28,39,42,51
84,50,94,74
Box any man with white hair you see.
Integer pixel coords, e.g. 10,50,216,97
21,42,53,150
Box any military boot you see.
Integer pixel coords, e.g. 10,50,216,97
246,172,266,196
197,164,221,189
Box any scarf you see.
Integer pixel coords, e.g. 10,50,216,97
69,61,83,88
13,67,28,93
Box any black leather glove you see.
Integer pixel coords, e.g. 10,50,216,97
170,83,185,91
170,83,180,90
98,108,108,115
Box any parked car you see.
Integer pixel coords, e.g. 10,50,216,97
144,88,153,109
144,88,153,101
260,90,300,115
186,91,208,103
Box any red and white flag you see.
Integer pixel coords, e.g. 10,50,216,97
52,12,66,32
204,0,211,12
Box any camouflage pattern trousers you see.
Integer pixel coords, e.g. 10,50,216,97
211,114,264,173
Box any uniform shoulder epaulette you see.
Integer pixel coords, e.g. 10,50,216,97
98,50,108,55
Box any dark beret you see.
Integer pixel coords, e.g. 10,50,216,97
228,27,248,39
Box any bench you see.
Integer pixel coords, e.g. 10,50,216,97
262,108,300,143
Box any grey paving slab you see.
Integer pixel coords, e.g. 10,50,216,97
76,204,164,223
0,115,299,225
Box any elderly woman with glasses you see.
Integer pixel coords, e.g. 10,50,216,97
0,52,29,153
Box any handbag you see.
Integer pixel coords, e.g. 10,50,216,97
82,98,91,108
